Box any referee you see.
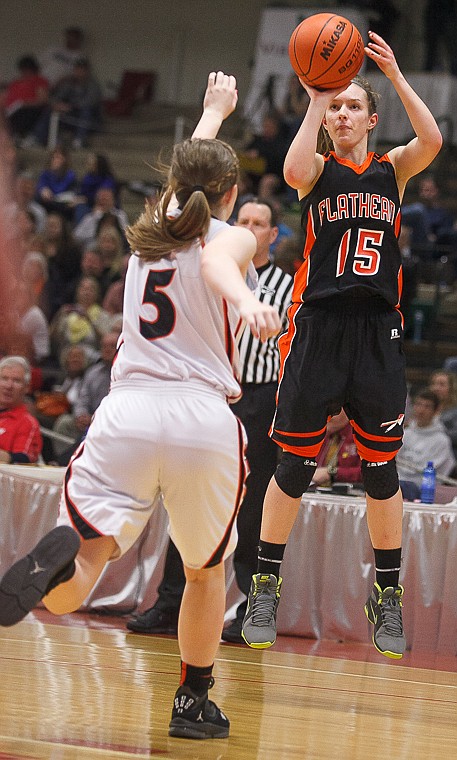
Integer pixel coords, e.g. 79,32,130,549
126,198,294,642
224,198,293,641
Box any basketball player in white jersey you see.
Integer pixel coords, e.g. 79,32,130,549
0,71,281,739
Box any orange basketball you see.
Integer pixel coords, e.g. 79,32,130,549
288,13,365,90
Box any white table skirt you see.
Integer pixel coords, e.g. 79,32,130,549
1,465,456,654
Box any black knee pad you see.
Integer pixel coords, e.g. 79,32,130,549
274,452,317,498
362,459,399,500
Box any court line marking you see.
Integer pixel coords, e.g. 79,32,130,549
4,626,456,693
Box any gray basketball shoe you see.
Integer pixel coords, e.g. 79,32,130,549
241,573,282,649
365,582,406,659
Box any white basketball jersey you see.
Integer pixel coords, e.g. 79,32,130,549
112,218,250,399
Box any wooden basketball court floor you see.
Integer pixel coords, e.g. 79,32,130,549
1,609,456,759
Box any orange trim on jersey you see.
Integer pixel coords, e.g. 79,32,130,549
273,423,327,439
325,151,393,175
351,418,401,443
355,442,399,462
276,302,302,386
397,265,403,307
272,439,323,458
292,209,314,301
394,209,401,237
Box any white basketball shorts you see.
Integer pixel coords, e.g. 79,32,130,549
59,380,248,569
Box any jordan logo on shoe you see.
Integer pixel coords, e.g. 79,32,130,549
30,561,46,575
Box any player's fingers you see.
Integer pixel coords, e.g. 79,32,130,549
228,74,237,90
208,71,216,86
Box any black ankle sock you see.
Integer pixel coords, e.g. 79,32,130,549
257,540,286,578
374,547,402,589
180,662,213,696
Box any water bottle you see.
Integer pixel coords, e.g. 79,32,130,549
420,461,436,504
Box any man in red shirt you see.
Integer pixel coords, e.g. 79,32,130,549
0,356,42,464
3,56,49,140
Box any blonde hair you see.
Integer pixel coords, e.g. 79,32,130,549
317,74,380,154
126,138,239,262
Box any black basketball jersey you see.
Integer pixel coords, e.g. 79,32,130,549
296,151,402,308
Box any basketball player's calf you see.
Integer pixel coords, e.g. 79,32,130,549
242,453,317,649
362,459,406,659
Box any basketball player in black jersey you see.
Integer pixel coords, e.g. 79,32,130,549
242,31,443,658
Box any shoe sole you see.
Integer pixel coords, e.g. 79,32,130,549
364,601,403,660
240,630,275,649
0,526,80,627
169,718,229,739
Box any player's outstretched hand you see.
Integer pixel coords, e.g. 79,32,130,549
239,297,281,342
202,71,238,122
364,31,400,80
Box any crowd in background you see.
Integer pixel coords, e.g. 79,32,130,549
2,17,457,493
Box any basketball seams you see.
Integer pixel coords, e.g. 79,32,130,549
291,26,305,76
310,22,355,87
306,14,338,79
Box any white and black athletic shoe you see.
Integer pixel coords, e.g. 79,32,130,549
169,679,229,739
0,526,80,626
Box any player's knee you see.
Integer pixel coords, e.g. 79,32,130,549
362,459,399,500
275,452,317,498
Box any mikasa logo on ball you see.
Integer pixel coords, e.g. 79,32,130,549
320,21,347,61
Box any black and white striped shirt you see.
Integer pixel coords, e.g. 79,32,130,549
238,263,293,384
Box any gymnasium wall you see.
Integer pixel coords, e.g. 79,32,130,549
0,0,426,108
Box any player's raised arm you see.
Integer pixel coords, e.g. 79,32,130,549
366,32,442,191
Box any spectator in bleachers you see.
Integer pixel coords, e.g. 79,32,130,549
14,208,41,266
14,172,47,234
52,329,120,464
41,211,81,319
95,226,124,296
272,234,303,276
2,55,49,141
14,281,50,365
279,73,309,142
102,254,129,316
428,369,457,462
241,109,290,200
21,251,48,307
397,388,455,499
73,187,129,248
49,274,111,364
401,174,454,252
73,152,119,223
0,355,42,464
39,27,85,89
80,244,105,284
35,147,77,218
95,210,129,252
28,57,102,150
